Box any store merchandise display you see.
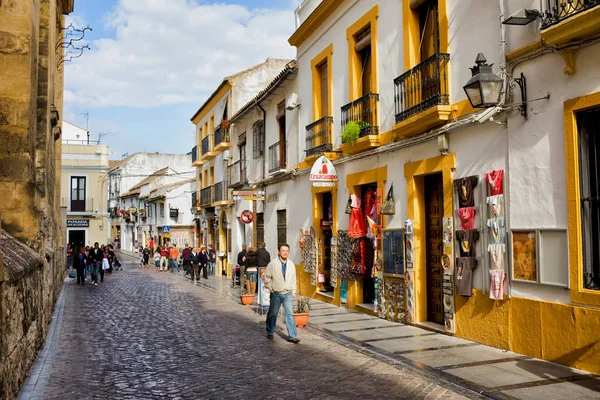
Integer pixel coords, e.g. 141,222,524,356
484,169,507,300
454,175,480,298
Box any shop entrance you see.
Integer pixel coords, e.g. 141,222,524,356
318,192,334,295
360,183,377,304
68,230,85,247
425,173,444,324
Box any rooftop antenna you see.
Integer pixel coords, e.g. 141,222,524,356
81,111,89,144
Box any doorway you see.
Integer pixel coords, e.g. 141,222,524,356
68,230,85,248
318,192,334,295
424,173,444,325
360,183,377,304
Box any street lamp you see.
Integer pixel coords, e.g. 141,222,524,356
463,53,503,109
502,8,542,25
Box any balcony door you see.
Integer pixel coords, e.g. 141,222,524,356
277,101,287,170
418,0,439,62
70,176,86,212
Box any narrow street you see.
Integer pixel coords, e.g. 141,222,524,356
26,258,476,400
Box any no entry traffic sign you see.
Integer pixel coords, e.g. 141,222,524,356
240,210,254,224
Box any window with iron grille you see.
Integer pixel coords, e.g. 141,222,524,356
578,107,600,290
256,212,264,245
148,204,153,218
228,227,232,253
277,210,287,248
253,120,264,159
160,203,165,218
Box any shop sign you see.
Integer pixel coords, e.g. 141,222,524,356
309,156,338,186
240,210,254,224
232,189,265,201
267,192,279,203
67,219,89,228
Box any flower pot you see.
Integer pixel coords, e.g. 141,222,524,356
294,312,310,327
240,294,254,305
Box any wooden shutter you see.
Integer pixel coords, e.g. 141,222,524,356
319,62,329,118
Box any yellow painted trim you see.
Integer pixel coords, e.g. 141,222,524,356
346,5,379,102
541,6,600,46
506,41,544,62
192,160,204,167
288,0,342,47
404,154,455,322
403,0,449,71
191,83,231,125
564,90,600,307
311,43,334,121
297,152,341,171
338,135,381,156
346,166,388,189
450,99,476,119
392,105,452,140
214,142,232,153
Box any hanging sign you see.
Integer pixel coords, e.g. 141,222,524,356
309,156,338,187
240,210,254,224
232,189,265,201
161,226,171,238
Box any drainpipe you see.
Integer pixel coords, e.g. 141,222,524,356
256,100,266,181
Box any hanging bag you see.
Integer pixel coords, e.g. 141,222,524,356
344,196,352,214
380,184,395,215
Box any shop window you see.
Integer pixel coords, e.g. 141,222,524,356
256,212,264,245
577,107,600,290
160,203,164,218
277,210,287,248
253,120,264,159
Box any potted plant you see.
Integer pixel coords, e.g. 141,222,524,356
293,298,311,327
240,288,254,305
342,121,360,144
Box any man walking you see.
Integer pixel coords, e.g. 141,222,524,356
90,242,104,286
263,244,299,343
207,244,217,276
182,243,192,275
255,242,271,268
170,245,180,273
160,247,169,271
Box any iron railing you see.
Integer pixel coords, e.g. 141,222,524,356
341,93,379,137
305,117,333,157
228,159,248,186
191,145,198,164
214,125,230,147
541,0,600,29
200,186,213,206
191,191,199,208
269,142,285,173
394,53,450,124
62,197,94,213
213,181,229,203
201,135,211,155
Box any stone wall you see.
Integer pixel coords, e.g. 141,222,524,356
0,0,73,398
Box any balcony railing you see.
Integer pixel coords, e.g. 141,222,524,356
213,181,229,203
341,93,379,137
201,135,212,156
269,142,285,173
394,53,450,124
191,145,198,164
228,160,247,187
62,197,95,213
200,186,213,207
305,117,333,157
191,191,199,208
541,0,600,29
213,125,230,147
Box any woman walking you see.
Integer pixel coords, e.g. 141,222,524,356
198,246,209,279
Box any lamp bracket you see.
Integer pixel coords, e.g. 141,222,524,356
513,73,527,120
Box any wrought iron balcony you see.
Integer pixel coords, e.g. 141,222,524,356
191,145,198,164
213,181,229,203
394,53,450,124
213,125,230,149
269,142,286,173
62,197,95,213
305,117,333,157
228,160,248,187
200,186,213,207
541,0,600,29
341,93,379,137
191,191,199,208
201,135,212,156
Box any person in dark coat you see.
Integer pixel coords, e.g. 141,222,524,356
89,242,104,285
198,246,209,279
73,246,85,285
255,242,271,268
237,244,247,289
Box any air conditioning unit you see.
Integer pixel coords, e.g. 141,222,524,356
286,93,301,110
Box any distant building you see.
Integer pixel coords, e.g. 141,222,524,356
60,121,110,247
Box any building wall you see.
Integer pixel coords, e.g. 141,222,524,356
0,0,74,398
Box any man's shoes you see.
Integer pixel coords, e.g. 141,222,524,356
267,334,274,340
288,338,301,344
94,282,98,286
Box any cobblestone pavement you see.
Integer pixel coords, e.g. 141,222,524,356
39,260,482,400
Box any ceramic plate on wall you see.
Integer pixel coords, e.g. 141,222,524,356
444,294,453,311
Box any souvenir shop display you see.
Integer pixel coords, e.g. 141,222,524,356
300,228,316,274
484,169,508,300
380,184,395,215
380,279,405,323
442,216,455,333
336,230,356,281
453,176,478,208
330,235,338,288
348,194,366,239
404,219,415,323
351,237,374,275
382,229,405,276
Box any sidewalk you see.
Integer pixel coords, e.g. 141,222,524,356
117,251,600,400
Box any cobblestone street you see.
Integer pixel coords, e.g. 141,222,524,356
31,259,479,400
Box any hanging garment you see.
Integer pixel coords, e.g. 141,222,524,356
453,176,478,208
364,188,376,219
487,218,505,244
484,170,504,195
456,257,477,297
486,194,505,218
488,243,506,270
457,207,476,230
489,270,507,300
455,229,479,257
350,237,374,275
348,207,366,239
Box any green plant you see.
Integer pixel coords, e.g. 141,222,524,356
342,121,360,144
358,120,371,130
295,298,311,314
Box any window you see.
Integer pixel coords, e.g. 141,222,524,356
354,26,372,96
311,44,333,121
159,202,165,218
148,204,153,218
277,210,287,248
277,101,287,170
577,107,600,290
239,134,247,183
70,176,86,212
253,120,264,159
256,212,264,245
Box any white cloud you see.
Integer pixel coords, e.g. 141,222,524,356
64,0,297,108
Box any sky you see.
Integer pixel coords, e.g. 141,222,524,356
63,0,300,160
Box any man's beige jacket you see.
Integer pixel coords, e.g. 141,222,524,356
264,257,296,294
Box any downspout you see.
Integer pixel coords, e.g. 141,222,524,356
256,100,266,181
